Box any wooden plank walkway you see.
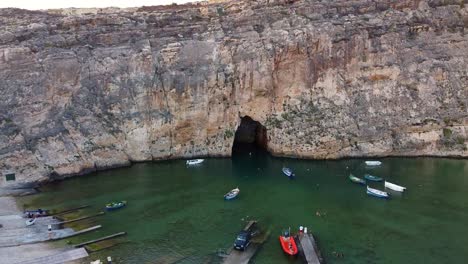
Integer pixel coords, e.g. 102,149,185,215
297,233,322,264
14,248,88,264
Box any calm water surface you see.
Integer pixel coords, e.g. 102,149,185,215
19,155,468,264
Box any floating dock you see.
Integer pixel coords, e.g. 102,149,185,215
296,232,322,264
221,220,269,264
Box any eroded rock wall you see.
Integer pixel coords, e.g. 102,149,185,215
0,0,467,186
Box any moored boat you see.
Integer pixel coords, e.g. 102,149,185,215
105,201,127,211
186,159,204,165
282,167,295,179
365,161,382,166
366,186,390,199
279,230,298,255
364,174,383,182
23,209,48,218
385,181,406,192
349,174,366,185
25,218,36,226
224,187,240,200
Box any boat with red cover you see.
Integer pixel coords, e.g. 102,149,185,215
279,230,298,255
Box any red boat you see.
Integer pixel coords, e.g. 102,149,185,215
279,231,298,255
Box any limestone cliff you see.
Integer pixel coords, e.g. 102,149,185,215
0,0,467,186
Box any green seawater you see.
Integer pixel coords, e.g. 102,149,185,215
19,156,468,264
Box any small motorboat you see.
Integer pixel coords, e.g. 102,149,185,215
105,201,127,211
25,218,36,226
385,181,406,192
364,174,383,182
365,161,382,166
23,209,48,218
224,187,240,200
186,159,204,165
349,174,366,185
279,230,298,255
282,167,295,179
366,186,390,199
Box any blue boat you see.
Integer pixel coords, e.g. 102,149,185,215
366,186,390,199
282,167,295,179
224,187,240,200
364,174,383,182
105,201,127,211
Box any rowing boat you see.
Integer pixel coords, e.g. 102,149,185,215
385,181,406,192
366,186,389,199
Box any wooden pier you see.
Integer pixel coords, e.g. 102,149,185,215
296,232,322,264
56,212,105,225
51,205,90,216
74,232,127,248
221,220,269,264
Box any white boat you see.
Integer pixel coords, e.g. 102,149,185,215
365,161,382,166
25,218,36,226
186,159,204,165
224,187,240,200
366,186,390,199
385,181,406,192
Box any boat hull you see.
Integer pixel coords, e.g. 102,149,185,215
282,168,295,179
366,186,389,199
349,174,366,185
105,201,127,211
365,161,382,166
186,159,204,165
224,188,240,200
279,236,298,255
364,174,383,182
385,181,406,192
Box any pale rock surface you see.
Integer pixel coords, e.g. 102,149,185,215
0,0,467,186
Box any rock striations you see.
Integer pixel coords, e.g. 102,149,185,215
0,0,467,186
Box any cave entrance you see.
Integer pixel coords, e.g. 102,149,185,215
232,116,268,156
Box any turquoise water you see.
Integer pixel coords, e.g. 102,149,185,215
19,155,468,263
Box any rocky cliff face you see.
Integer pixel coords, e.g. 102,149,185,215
0,0,467,186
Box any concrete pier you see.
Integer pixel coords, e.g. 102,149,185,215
296,233,322,264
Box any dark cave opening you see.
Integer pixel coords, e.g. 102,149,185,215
232,116,268,156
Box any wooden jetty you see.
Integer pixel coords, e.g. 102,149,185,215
59,225,101,239
16,248,88,264
51,205,90,216
221,220,269,264
296,232,322,264
56,212,104,225
74,232,127,248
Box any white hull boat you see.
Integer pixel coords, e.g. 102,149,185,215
186,159,204,165
385,181,406,192
366,186,390,199
26,218,36,226
365,161,382,166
